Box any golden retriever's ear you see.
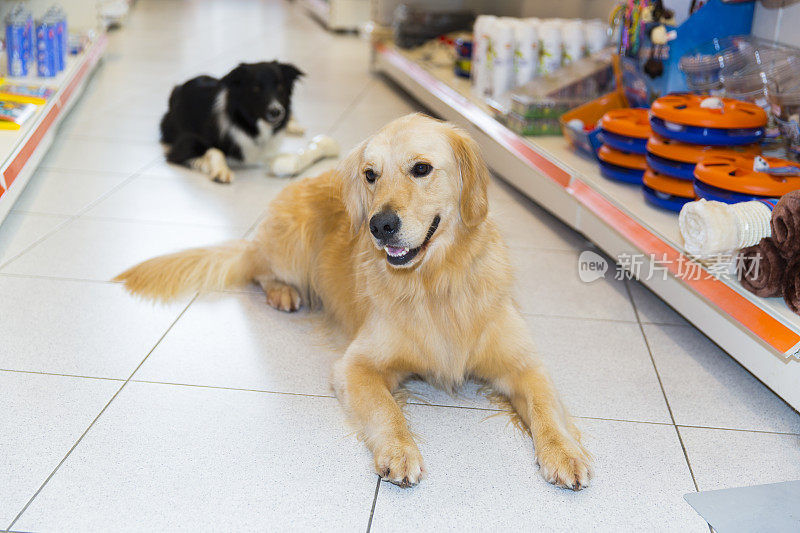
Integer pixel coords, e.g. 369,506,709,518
337,139,370,233
448,127,489,228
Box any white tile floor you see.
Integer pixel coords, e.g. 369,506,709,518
2,1,799,531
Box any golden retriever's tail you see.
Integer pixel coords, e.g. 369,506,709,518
113,240,263,302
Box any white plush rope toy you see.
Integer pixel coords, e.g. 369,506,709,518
679,199,773,256
270,134,340,177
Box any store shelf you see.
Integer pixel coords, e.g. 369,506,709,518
302,0,369,31
0,33,108,224
373,41,800,411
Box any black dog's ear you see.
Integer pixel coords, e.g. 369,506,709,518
221,64,250,86
279,63,304,84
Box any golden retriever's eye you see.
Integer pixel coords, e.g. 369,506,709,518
364,169,377,183
411,162,432,178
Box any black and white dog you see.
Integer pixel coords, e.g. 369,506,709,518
160,61,304,183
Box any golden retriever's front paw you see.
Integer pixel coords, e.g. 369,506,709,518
265,283,301,312
536,439,593,491
374,439,426,488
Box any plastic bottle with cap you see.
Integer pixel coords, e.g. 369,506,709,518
538,20,563,75
584,19,608,55
513,19,539,87
561,20,586,65
471,15,496,97
490,18,515,98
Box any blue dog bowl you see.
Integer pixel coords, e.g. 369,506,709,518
693,179,777,204
600,130,648,154
650,116,764,146
643,185,692,212
599,160,645,184
645,152,696,180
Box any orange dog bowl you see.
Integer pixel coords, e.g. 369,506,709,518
643,168,695,198
651,94,767,129
646,136,761,164
694,155,800,196
601,108,651,139
597,145,647,170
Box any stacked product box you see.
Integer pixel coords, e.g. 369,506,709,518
6,3,68,79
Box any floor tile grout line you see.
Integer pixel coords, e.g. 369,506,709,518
0,216,72,271
76,213,250,231
7,383,113,532
63,134,160,146
35,166,135,178
623,280,701,492
518,310,677,326
6,293,198,531
128,378,339,400
674,424,800,437
325,79,377,137
0,155,161,271
0,267,699,328
402,401,800,435
72,155,165,217
6,210,71,219
0,272,123,284
243,209,270,238
365,475,381,533
4,363,795,437
0,368,125,383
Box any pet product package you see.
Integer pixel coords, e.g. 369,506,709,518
471,15,495,97
538,20,563,75
513,19,539,87
490,18,515,99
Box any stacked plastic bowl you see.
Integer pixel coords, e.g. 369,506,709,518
597,107,696,211
648,94,773,208
597,108,650,184
645,135,761,210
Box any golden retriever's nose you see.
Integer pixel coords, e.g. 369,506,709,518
369,210,400,241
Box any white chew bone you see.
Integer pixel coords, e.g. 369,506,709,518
753,155,770,172
700,96,724,110
270,134,340,177
566,118,584,131
679,199,772,256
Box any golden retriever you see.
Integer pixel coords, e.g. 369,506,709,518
115,113,593,490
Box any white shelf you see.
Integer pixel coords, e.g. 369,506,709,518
302,0,370,31
373,41,800,411
0,34,108,224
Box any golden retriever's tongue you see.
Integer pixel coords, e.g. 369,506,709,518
385,246,408,257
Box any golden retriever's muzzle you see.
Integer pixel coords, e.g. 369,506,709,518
370,212,440,266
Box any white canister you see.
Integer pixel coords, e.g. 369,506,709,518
471,15,495,97
584,19,608,55
538,20,563,75
490,18,515,98
513,19,539,87
561,20,586,65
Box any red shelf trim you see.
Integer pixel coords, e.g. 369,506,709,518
3,34,108,188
